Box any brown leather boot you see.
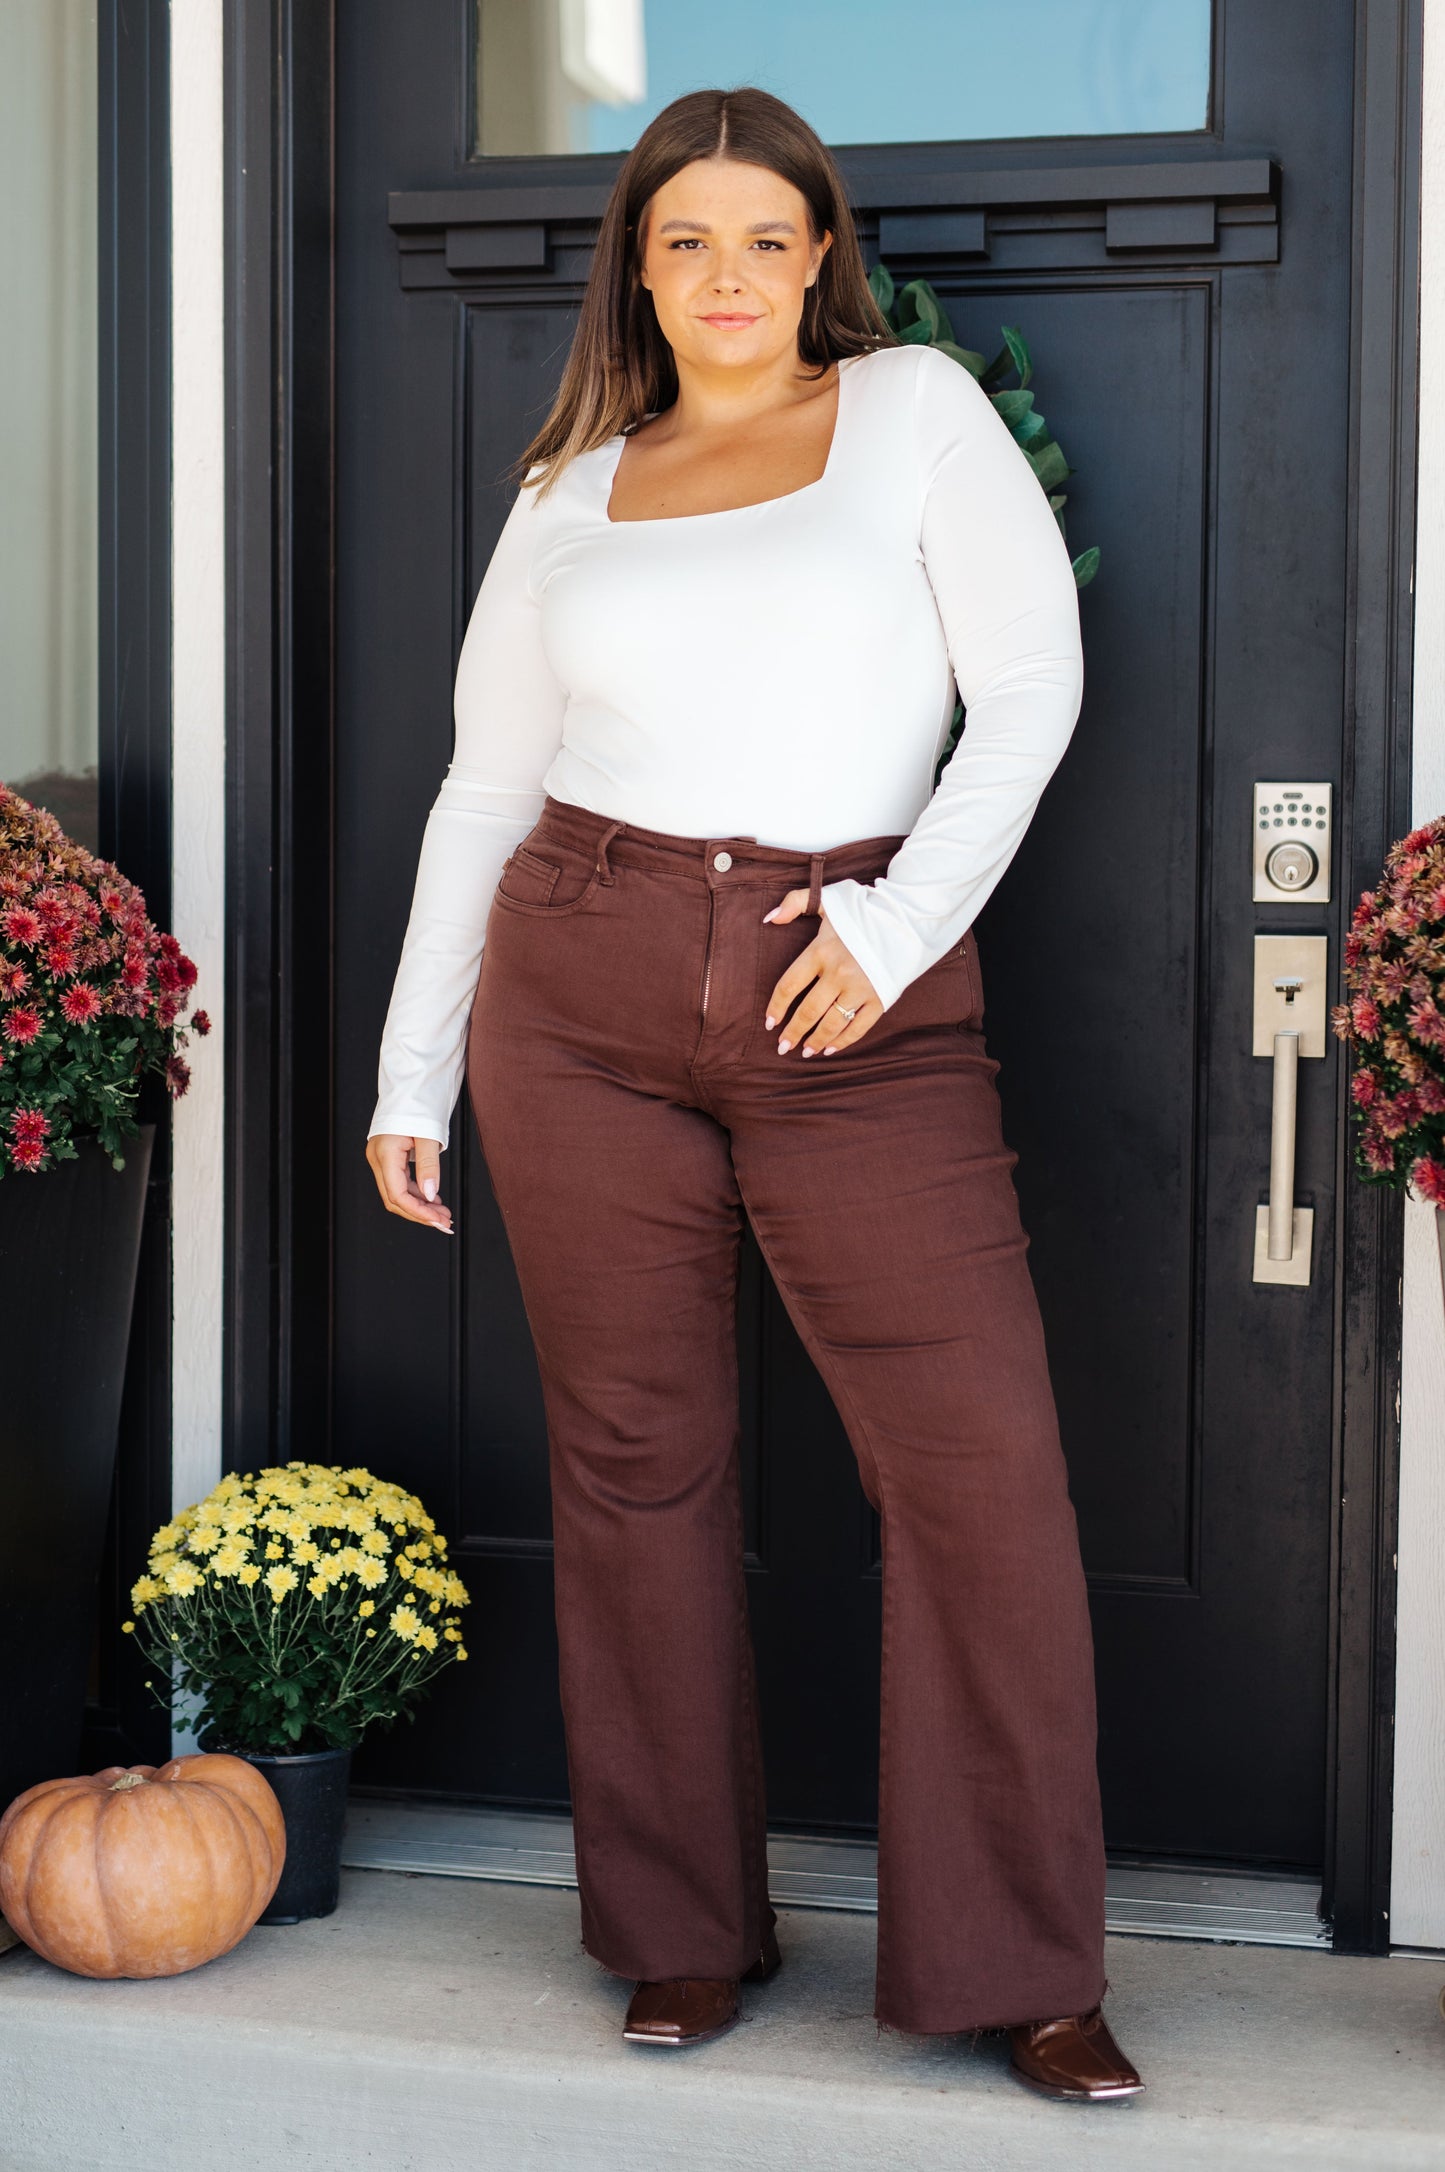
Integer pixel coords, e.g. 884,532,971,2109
622,1924,782,2047
1008,2006,1144,2099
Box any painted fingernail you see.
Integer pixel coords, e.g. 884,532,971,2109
777,1038,791,1054
802,1047,815,1059
765,1014,775,1030
422,1178,437,1202
762,908,778,923
822,1046,836,1055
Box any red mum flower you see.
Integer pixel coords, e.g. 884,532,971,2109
44,944,76,977
153,993,180,1027
8,1134,48,1172
3,1005,41,1044
158,932,181,960
1351,1068,1379,1107
1376,1095,1415,1140
164,1053,191,1097
1403,824,1440,856
1363,1129,1398,1175
1,904,42,947
59,981,101,1026
1408,998,1445,1049
1417,1077,1445,1116
1411,1155,1445,1207
9,1107,50,1145
191,1009,212,1036
1351,994,1382,1040
0,960,29,999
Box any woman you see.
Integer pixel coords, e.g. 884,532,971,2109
366,86,1142,2102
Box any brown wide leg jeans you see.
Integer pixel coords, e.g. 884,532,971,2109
465,793,1106,2035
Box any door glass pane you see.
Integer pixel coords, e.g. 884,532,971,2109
0,0,99,853
476,0,1211,158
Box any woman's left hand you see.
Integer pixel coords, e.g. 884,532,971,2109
762,891,883,1056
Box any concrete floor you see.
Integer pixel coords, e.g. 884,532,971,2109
1,1870,1444,2171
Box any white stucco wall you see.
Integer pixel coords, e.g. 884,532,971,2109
1390,0,1445,1954
169,1,226,1523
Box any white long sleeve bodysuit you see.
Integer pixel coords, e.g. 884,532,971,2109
369,341,1085,1150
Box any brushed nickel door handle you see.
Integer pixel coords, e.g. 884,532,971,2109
1266,1027,1300,1263
1252,938,1328,1288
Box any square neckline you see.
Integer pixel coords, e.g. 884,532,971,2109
600,351,861,527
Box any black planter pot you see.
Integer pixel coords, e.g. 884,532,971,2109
0,1126,154,1813
241,1745,353,1923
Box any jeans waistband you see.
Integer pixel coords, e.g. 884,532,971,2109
535,793,907,901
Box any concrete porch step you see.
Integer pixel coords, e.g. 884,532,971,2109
2,1870,1443,2171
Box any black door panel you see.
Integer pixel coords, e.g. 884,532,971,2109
336,0,1350,1870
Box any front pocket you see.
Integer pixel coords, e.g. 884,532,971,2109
493,839,603,917
896,938,976,1029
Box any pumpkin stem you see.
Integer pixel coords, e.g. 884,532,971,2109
109,1773,147,1791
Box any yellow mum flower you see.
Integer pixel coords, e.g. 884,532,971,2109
152,1521,185,1552
265,1565,298,1603
130,1575,161,1607
212,1540,249,1576
389,1605,422,1643
337,1546,364,1576
189,1524,222,1554
356,1558,386,1589
121,1621,135,1635
293,1540,320,1565
444,1573,470,1608
416,1626,439,1653
365,1627,377,1639
164,1562,205,1597
306,1574,330,1600
456,1648,468,1662
238,1562,262,1587
395,1557,414,1582
444,1626,460,1642
361,1530,390,1557
149,1551,182,1578
264,1540,284,1560
359,1600,375,1618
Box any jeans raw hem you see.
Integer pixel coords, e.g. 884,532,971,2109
873,1973,1110,2040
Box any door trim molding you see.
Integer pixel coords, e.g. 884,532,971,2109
86,0,175,1775
1324,0,1423,1956
223,0,338,1472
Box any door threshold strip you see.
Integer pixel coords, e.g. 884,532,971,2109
342,1800,1328,1950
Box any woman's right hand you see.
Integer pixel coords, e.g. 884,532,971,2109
366,1133,454,1235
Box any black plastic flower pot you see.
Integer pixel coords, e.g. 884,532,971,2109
241,1744,353,1924
0,1126,155,1813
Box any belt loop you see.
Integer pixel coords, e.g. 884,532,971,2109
807,853,825,917
595,817,626,884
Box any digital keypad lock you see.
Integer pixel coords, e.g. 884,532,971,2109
1252,783,1333,905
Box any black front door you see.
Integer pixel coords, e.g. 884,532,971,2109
333,0,1357,1875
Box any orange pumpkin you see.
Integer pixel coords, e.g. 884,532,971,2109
0,1753,285,1978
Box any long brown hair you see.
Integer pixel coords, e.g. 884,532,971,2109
510,86,898,500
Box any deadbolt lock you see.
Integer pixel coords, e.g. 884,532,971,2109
1253,783,1333,904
